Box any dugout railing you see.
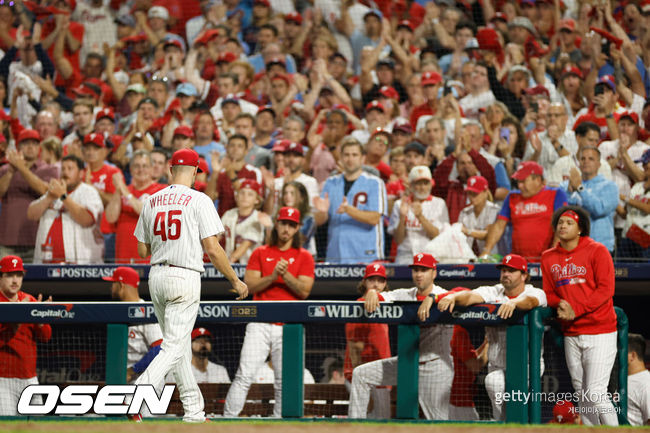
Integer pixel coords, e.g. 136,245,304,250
0,301,629,423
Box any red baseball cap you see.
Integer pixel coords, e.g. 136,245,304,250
0,255,25,273
254,0,270,6
17,129,40,143
397,20,414,31
198,158,210,175
379,85,399,100
191,327,212,340
421,71,443,86
216,51,237,64
559,18,575,32
523,85,550,99
272,140,288,152
617,111,639,125
491,12,508,22
409,253,437,269
366,100,386,113
465,175,489,193
285,141,304,155
83,132,106,148
285,12,302,24
496,254,528,273
239,179,263,197
552,401,578,424
95,107,115,122
393,123,413,134
102,266,140,287
173,124,195,138
512,161,543,180
195,29,221,45
170,148,202,172
364,263,387,279
271,73,292,85
277,206,301,224
560,65,583,80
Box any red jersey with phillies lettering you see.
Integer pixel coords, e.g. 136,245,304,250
498,187,568,260
115,183,166,263
541,236,617,336
0,291,52,378
344,294,391,381
247,245,315,301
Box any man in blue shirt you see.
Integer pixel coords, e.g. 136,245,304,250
314,139,387,264
560,146,618,253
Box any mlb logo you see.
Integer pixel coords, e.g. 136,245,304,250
128,306,146,318
48,268,61,277
308,306,327,318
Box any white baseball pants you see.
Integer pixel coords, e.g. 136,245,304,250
224,322,283,417
484,360,545,421
0,377,39,415
348,356,453,420
133,266,204,422
564,331,619,426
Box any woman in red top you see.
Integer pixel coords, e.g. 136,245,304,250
344,263,392,419
104,150,165,263
541,206,618,426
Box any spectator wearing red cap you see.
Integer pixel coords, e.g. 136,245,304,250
481,161,568,260
458,175,501,255
105,151,165,263
389,166,449,264
166,327,230,384
524,103,578,173
0,255,52,416
94,108,116,137
549,20,581,67
351,252,452,419
171,124,196,152
344,263,392,419
224,206,314,418
364,128,393,183
221,179,268,264
459,62,496,120
360,55,408,111
208,133,262,216
28,154,104,263
0,129,58,261
409,71,443,129
81,131,123,207
627,333,650,426
549,400,581,424
102,266,163,383
435,253,546,421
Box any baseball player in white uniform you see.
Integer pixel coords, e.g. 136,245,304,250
102,267,163,383
430,254,547,421
627,333,650,426
133,148,247,423
166,328,230,384
349,253,453,420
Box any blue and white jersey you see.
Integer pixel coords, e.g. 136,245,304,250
321,172,387,264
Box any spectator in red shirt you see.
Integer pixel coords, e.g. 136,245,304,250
105,150,165,263
0,129,58,261
81,132,122,206
0,255,52,416
42,1,85,90
365,128,392,182
410,71,443,129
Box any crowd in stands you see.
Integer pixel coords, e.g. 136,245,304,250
0,0,650,264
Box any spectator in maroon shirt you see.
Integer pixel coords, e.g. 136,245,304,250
0,130,58,261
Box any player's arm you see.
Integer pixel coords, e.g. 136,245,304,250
281,273,313,300
63,197,96,227
438,289,485,312
202,235,248,299
348,340,365,368
137,242,152,258
243,268,277,294
567,247,615,318
497,295,540,319
343,206,381,226
229,240,253,264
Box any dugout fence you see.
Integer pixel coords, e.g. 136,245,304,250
0,301,629,423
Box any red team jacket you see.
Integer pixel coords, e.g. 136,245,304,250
541,237,617,336
0,291,52,378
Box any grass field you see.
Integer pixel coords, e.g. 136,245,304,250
0,418,638,433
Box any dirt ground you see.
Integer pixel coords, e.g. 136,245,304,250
0,420,633,433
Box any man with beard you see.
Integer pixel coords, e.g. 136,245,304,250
430,254,547,420
102,266,163,384
186,328,230,383
27,155,104,264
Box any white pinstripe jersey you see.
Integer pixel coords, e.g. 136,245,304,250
134,184,224,272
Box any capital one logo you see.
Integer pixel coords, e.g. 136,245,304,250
17,384,175,415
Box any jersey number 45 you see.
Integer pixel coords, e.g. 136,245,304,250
153,210,182,241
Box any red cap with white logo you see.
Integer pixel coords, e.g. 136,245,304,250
0,255,25,273
496,254,528,273
465,175,488,193
170,148,203,172
364,263,387,279
409,253,437,269
239,179,263,197
191,327,212,340
102,266,140,287
277,206,300,224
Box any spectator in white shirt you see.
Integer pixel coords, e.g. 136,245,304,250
524,103,578,172
459,62,496,120
627,333,650,426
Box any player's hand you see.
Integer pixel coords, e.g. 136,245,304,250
437,294,455,312
313,193,330,214
497,300,516,319
418,296,434,321
336,196,349,214
557,299,576,320
231,279,248,300
274,259,289,277
36,294,53,302
126,367,136,383
364,289,379,313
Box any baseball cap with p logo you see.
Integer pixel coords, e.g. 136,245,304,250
364,263,387,279
191,327,212,340
170,148,203,172
0,255,25,273
102,266,140,287
496,254,528,273
409,253,437,269
465,175,489,193
277,206,301,224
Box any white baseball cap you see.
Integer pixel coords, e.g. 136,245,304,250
148,6,169,20
408,165,433,184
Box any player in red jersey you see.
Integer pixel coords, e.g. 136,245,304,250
105,150,165,263
224,206,315,417
541,206,618,426
344,263,392,419
0,255,52,415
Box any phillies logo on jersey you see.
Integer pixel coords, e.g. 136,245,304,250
550,263,587,281
513,202,548,216
94,174,107,191
352,192,368,207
